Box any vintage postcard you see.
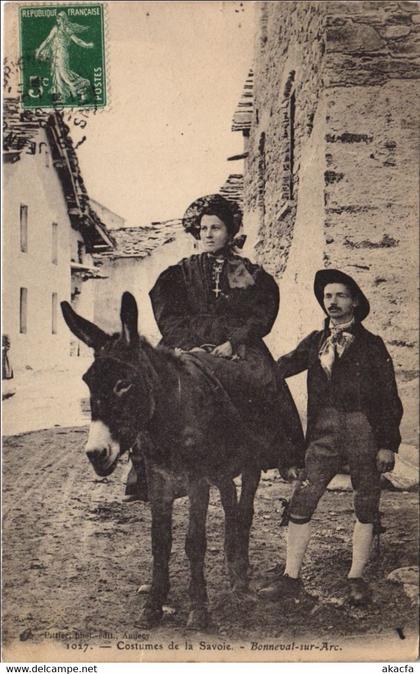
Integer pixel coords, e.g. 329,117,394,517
2,0,419,665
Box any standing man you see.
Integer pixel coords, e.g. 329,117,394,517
260,269,403,605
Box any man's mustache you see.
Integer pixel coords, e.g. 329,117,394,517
327,305,339,310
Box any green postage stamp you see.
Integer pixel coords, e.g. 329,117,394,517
19,4,106,109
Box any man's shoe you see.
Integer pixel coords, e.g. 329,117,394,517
347,577,371,606
259,574,302,601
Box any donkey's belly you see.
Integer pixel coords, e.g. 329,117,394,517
151,449,250,493
148,463,189,499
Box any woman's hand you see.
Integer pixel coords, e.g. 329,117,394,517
376,448,395,473
212,341,233,359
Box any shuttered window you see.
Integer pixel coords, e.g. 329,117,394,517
20,288,28,333
52,223,58,264
20,205,28,252
52,293,58,334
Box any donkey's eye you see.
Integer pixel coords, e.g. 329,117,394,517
113,379,133,397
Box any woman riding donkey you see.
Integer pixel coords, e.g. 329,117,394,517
126,194,305,501
61,194,305,629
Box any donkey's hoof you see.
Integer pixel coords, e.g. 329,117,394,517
136,606,163,628
186,607,209,631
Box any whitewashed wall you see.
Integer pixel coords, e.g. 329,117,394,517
3,129,72,372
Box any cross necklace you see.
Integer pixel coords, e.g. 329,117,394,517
211,257,225,299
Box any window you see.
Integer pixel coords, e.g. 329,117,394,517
260,5,268,49
288,90,295,200
20,205,28,252
19,288,28,334
258,132,266,219
77,240,85,263
38,141,50,168
281,72,296,204
243,128,250,155
51,223,58,264
51,293,58,334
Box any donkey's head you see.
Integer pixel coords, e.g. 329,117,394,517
61,292,157,476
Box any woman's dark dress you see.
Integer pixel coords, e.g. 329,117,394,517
149,252,304,470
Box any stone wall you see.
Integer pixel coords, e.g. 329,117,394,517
324,80,419,377
322,2,420,378
324,2,420,87
244,1,327,276
243,1,419,439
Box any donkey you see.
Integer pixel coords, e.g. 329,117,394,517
61,292,271,630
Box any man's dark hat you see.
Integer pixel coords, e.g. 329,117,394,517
182,193,242,241
314,269,370,321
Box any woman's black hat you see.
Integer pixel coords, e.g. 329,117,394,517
314,269,370,321
182,193,242,240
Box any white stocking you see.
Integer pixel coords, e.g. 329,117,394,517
348,519,373,578
284,521,311,579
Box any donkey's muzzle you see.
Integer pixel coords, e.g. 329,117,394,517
86,448,116,476
85,421,120,476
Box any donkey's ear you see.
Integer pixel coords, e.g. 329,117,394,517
61,301,108,349
120,292,139,345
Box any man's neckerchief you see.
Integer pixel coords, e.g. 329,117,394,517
319,317,356,379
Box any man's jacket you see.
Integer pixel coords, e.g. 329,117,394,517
277,320,403,453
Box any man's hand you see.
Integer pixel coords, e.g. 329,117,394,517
212,341,233,359
376,448,395,473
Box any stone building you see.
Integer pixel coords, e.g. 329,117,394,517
234,1,419,442
3,100,115,371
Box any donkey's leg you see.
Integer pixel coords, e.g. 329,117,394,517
139,490,174,627
218,479,247,593
237,468,261,580
185,479,210,630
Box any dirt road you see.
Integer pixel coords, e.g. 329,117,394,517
2,427,418,662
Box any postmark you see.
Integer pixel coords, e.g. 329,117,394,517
19,4,106,109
